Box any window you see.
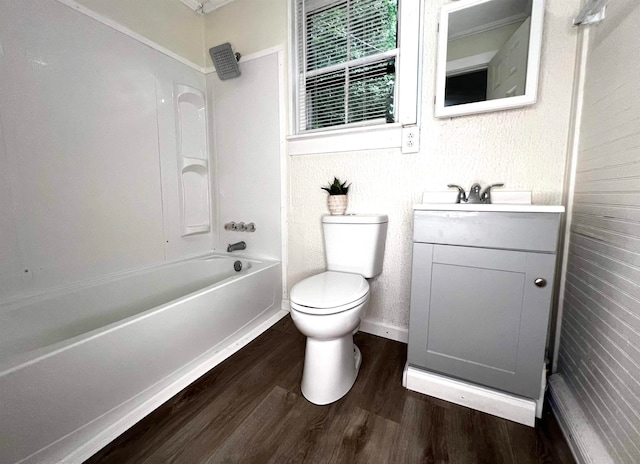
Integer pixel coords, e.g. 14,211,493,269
291,0,420,139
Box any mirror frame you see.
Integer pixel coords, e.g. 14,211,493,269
434,0,545,118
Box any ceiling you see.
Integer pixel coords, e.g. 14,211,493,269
448,0,532,39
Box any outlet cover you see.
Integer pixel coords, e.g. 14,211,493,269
402,125,420,154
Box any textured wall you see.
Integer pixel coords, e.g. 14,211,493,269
557,1,640,462
288,0,580,331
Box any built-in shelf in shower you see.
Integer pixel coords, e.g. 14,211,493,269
175,84,211,237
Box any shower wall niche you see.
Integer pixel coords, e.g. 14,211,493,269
175,84,211,236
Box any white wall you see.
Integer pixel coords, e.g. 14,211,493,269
288,0,580,333
73,0,206,67
557,0,640,461
447,22,521,61
208,51,284,261
1,0,581,336
203,0,288,67
0,0,211,301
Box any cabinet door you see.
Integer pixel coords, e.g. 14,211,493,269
408,244,555,399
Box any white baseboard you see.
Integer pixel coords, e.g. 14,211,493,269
548,374,614,464
404,364,536,427
359,318,408,343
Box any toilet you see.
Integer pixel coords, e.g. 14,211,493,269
290,214,388,405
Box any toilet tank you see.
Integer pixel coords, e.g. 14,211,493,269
322,214,388,278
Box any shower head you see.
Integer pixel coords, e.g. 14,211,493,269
209,43,241,80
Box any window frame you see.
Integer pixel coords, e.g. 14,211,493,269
288,0,422,155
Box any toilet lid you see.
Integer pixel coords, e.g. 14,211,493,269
290,271,369,312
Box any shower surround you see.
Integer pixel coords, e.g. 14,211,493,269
0,1,284,463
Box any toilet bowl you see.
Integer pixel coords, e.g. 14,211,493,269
290,214,388,405
290,271,369,405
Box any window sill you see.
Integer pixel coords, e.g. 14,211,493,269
287,123,402,156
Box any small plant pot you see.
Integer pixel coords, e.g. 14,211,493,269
327,194,348,215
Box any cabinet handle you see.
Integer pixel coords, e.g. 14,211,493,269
534,278,547,288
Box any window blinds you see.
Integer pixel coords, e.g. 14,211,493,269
295,0,398,132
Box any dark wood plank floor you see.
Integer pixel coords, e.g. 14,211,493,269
87,316,575,464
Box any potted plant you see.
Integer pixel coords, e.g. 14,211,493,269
322,177,350,215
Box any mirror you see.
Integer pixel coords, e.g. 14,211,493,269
434,0,544,118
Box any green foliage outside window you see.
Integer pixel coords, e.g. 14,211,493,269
304,0,398,130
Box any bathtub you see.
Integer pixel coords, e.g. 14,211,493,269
0,254,284,464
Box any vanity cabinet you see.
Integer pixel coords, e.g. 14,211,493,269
408,209,562,400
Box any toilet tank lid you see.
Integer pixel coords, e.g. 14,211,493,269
322,214,388,224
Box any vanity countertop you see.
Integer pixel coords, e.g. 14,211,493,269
413,203,565,213
416,191,565,214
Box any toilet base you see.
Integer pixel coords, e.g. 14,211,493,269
301,335,362,405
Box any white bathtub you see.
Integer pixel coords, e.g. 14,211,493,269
0,254,284,464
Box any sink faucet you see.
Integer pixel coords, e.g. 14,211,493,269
466,183,483,204
448,183,504,204
227,241,246,252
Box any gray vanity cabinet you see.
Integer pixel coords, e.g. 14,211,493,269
408,210,562,400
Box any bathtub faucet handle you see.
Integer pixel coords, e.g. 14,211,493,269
227,241,246,252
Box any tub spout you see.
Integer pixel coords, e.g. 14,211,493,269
227,241,246,252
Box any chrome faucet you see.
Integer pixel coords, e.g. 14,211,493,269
448,183,504,204
466,183,483,204
227,241,246,252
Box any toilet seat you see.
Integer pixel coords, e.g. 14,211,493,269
290,271,369,316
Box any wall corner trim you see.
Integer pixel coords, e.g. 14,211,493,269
548,374,615,464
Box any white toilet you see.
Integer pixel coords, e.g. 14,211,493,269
290,214,388,405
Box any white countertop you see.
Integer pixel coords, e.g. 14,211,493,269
414,203,565,213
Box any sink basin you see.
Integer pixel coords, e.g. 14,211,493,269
416,191,564,213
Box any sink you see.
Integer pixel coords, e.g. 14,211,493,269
416,191,564,214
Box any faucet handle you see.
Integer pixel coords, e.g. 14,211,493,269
480,183,505,203
447,184,467,203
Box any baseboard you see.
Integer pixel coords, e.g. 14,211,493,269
359,318,408,343
404,364,537,427
547,374,614,464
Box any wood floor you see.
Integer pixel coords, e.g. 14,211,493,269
87,316,575,464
